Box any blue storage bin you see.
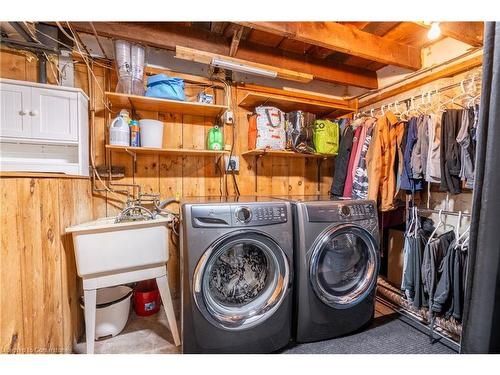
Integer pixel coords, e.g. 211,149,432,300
145,74,186,101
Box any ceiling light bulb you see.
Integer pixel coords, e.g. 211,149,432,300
427,22,441,40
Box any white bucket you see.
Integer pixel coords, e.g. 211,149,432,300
81,285,132,340
139,119,164,148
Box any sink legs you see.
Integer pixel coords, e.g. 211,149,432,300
83,288,97,354
156,275,181,346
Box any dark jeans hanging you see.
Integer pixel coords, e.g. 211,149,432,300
461,22,500,354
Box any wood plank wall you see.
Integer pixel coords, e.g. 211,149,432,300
0,47,333,352
0,177,93,353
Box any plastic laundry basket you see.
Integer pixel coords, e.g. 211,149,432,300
139,119,164,148
81,285,133,340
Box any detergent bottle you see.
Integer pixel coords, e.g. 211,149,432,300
109,109,131,146
207,125,223,150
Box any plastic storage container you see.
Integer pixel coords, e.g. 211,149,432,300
109,112,130,146
139,119,163,148
133,279,161,316
81,285,133,340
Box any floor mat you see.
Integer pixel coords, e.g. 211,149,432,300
283,313,457,354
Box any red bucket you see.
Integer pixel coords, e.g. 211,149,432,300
133,279,161,316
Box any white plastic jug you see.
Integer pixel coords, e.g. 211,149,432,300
109,115,130,146
139,119,164,148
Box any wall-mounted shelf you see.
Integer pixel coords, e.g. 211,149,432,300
106,145,229,157
238,92,355,118
105,92,228,117
242,149,335,159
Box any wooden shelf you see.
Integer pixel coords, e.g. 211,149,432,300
106,145,229,157
242,149,335,159
105,92,228,117
238,92,355,118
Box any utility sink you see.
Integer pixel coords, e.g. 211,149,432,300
66,216,170,279
66,215,180,353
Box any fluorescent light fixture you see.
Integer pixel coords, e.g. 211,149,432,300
211,57,278,78
427,22,441,40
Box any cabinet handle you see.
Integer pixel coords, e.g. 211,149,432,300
19,109,28,115
29,110,38,116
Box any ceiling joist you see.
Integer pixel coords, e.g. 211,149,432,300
236,22,423,70
69,22,379,89
413,22,484,47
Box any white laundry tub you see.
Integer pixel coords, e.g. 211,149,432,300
66,216,170,279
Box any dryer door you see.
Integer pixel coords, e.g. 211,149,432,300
309,224,379,309
193,230,290,331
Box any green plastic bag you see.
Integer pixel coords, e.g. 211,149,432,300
313,119,339,155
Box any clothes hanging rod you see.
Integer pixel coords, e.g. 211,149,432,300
360,74,482,114
415,207,471,218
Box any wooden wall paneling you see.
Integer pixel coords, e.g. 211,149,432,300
38,179,65,351
288,158,306,195
0,179,24,353
58,179,93,350
203,116,223,197
319,159,334,195
159,112,184,200
181,114,206,197
304,158,320,195
16,178,42,353
233,88,256,195
271,156,289,196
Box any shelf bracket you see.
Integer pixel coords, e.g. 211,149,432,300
125,148,137,174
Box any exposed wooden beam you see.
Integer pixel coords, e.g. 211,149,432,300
210,22,227,34
237,22,422,70
69,22,379,89
414,22,484,47
176,46,313,83
229,26,244,57
359,54,483,108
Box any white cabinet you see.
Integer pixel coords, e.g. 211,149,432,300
31,87,79,141
0,79,89,176
0,83,31,138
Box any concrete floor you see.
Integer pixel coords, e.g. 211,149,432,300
74,303,181,354
74,299,399,354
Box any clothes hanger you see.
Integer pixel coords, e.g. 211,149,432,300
455,211,462,242
427,209,444,246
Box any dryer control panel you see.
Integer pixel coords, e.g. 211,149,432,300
307,201,376,222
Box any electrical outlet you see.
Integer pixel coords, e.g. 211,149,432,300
224,156,240,172
224,110,234,125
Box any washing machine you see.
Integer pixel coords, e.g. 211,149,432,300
276,196,380,343
180,197,293,353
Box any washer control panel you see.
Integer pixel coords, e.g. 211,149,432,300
232,204,288,226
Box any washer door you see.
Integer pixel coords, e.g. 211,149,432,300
309,224,378,309
193,230,290,331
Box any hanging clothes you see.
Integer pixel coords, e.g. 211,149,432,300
352,121,375,199
457,110,475,189
343,125,363,198
425,114,442,183
410,115,426,179
366,111,401,211
400,117,424,192
440,109,462,194
330,123,354,197
421,230,455,308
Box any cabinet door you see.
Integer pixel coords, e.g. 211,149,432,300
0,83,31,138
30,88,78,141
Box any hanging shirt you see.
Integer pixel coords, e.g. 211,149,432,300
457,109,475,189
343,125,363,198
425,114,442,183
439,109,462,194
352,123,375,199
400,117,424,192
331,124,354,197
366,111,401,211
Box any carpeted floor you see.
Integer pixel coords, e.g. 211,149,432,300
282,301,458,354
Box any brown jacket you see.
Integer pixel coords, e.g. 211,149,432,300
366,112,404,211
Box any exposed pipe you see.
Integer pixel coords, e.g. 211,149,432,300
37,52,47,84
